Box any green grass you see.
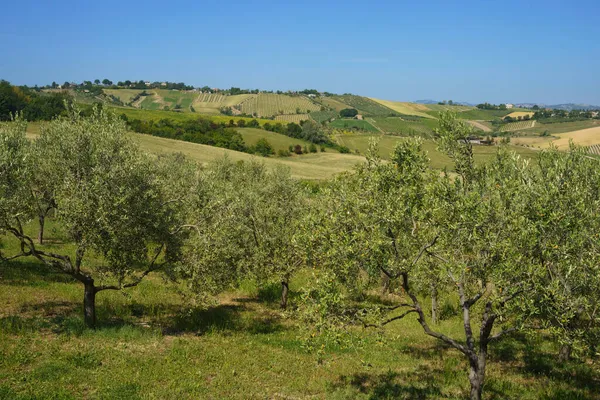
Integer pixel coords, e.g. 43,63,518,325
103,89,143,103
309,110,338,124
334,134,538,169
131,131,363,180
237,127,317,153
427,109,521,120
331,95,398,116
371,117,439,136
329,119,379,132
1,222,598,399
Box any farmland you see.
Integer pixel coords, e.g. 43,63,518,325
505,111,535,119
371,116,439,136
526,119,600,135
331,94,398,116
103,89,144,103
329,119,379,132
334,133,538,169
318,96,353,111
422,103,473,112
369,98,436,119
309,110,338,124
236,127,316,154
501,120,536,132
239,93,320,117
192,93,252,114
274,114,310,124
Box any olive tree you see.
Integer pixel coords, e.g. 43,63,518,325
179,159,305,308
522,145,600,359
308,114,548,400
0,109,193,327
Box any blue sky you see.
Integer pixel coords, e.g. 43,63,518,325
2,0,599,104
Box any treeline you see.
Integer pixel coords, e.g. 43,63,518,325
2,110,600,400
533,108,599,122
0,80,72,121
476,102,508,110
126,117,247,152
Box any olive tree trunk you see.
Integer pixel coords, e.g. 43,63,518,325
280,279,289,309
431,283,439,324
83,281,97,328
38,215,45,245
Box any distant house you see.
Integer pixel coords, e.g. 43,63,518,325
307,94,316,98
160,82,167,87
355,114,364,120
591,111,599,118
505,103,514,109
144,81,151,86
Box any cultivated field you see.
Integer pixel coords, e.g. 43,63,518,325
527,120,600,135
191,93,252,114
309,110,338,124
501,120,536,132
319,97,354,112
422,104,473,112
331,95,398,116
371,117,438,136
240,94,320,117
547,126,600,150
505,111,535,119
103,89,144,103
369,98,435,119
329,119,379,132
274,114,310,124
236,127,316,153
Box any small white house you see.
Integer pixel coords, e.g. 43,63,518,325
505,103,514,109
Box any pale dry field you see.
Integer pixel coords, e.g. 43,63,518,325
505,111,534,119
369,98,435,119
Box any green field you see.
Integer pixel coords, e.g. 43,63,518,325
236,127,316,153
1,226,594,399
309,110,338,124
103,89,144,103
329,119,379,132
334,134,538,169
423,104,474,112
427,109,518,120
331,95,398,116
371,116,439,136
240,94,320,117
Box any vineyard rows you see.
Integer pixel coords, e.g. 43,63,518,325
240,94,320,117
274,114,310,124
588,144,600,155
501,120,536,132
195,93,228,103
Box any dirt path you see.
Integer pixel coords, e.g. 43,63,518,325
467,120,492,132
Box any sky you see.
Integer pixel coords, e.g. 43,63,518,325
1,0,599,105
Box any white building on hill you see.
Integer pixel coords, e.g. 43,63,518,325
505,103,514,109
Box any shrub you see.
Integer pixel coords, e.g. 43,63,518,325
293,144,303,155
309,143,317,153
277,149,291,157
338,146,350,154
253,138,274,157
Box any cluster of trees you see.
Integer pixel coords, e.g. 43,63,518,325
2,110,599,399
503,114,532,122
476,102,508,110
0,80,72,121
533,108,599,122
126,117,247,152
339,108,358,118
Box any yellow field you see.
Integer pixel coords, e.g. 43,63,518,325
274,114,310,123
191,93,253,114
511,126,600,150
369,98,435,119
505,111,534,119
548,126,600,149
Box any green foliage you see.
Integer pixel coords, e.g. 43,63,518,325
339,108,358,118
252,138,274,157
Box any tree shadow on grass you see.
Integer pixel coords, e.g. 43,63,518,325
330,366,444,399
0,259,76,286
165,302,285,336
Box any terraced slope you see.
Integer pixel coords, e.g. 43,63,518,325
331,95,398,116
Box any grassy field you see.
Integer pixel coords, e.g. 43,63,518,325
334,134,538,169
240,94,320,117
237,127,316,153
319,97,353,112
329,119,379,132
371,117,439,136
331,95,398,116
430,109,517,120
274,114,310,124
309,110,338,124
423,104,473,112
191,93,252,114
103,89,143,103
109,106,276,127
1,227,598,399
368,99,435,119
